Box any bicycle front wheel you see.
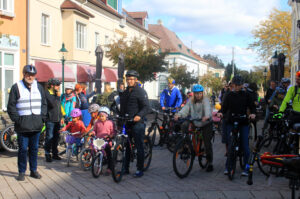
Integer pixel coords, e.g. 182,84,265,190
0,125,18,153
147,125,159,146
198,140,208,169
227,141,238,180
257,137,275,177
79,148,92,170
91,154,103,178
112,141,125,183
173,138,194,178
143,136,152,171
66,147,72,167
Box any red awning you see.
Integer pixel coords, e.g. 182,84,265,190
35,60,76,82
77,65,118,82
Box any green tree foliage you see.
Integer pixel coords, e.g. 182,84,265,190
168,64,198,89
106,37,167,82
199,72,223,94
224,63,238,82
248,8,291,64
203,54,225,68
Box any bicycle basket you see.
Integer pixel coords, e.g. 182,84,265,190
66,134,76,144
93,139,106,150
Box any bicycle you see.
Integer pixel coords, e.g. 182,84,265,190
61,131,83,167
111,115,152,183
172,118,209,178
0,124,46,153
226,114,247,180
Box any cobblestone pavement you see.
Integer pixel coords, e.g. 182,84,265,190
0,119,296,199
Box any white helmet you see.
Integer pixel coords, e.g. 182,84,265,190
99,106,110,115
65,83,74,90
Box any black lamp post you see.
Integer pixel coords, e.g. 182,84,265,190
59,43,68,94
263,67,267,97
270,51,278,82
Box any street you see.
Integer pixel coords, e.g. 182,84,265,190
0,119,294,199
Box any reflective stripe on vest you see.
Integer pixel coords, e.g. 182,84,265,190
16,80,42,115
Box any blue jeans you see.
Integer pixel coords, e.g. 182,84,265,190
17,132,40,173
263,106,270,130
226,124,250,168
44,122,60,155
125,122,145,171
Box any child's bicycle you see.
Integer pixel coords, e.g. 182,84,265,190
90,136,111,178
61,131,82,167
172,118,209,178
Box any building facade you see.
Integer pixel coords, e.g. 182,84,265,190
0,0,27,110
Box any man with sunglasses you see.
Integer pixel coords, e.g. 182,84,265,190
44,78,63,162
279,71,300,126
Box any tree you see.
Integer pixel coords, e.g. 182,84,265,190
168,64,198,90
106,37,167,82
199,72,223,95
202,54,225,68
248,8,291,65
224,63,239,82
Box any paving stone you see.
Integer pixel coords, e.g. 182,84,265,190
138,192,169,199
109,193,140,199
223,191,254,199
280,190,295,199
166,191,198,199
195,190,225,199
251,190,283,199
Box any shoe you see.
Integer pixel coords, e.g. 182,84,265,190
52,155,62,160
17,173,25,181
133,170,143,178
206,164,214,172
241,171,248,176
45,154,52,162
30,171,42,179
224,169,229,175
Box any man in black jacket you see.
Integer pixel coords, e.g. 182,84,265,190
44,78,63,162
262,80,276,131
120,70,150,177
7,65,47,181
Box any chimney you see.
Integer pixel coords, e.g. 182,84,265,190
157,19,163,25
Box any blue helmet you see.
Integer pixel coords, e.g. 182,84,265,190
192,84,204,92
276,87,286,95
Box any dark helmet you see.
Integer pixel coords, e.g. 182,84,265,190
232,75,244,86
126,70,139,78
23,65,37,75
281,78,290,84
48,78,61,86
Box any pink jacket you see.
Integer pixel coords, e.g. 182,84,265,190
93,120,115,139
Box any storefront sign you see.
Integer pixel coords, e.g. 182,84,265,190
0,34,20,50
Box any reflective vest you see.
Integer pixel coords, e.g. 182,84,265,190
16,80,42,116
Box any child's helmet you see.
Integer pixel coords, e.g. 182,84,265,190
215,103,221,111
192,84,204,92
88,104,100,113
70,108,82,118
99,106,110,115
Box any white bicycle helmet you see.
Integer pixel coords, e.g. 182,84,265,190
88,104,100,113
99,106,110,115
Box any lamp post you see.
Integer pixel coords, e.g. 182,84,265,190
59,43,68,94
263,67,267,97
270,51,278,82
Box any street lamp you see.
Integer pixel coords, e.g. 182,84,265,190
59,43,68,94
270,51,278,82
263,67,267,97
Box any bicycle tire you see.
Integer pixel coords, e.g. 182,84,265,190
147,125,159,147
172,138,194,178
112,141,125,183
167,133,180,153
257,137,274,177
239,151,245,170
91,153,103,178
79,148,92,170
66,147,72,167
198,140,208,169
143,136,152,171
0,125,18,153
227,140,237,180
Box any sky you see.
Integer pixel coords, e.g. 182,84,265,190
123,0,291,71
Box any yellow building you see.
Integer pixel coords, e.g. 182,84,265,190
29,0,159,91
0,0,27,110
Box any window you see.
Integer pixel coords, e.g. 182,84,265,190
215,73,219,78
105,35,109,51
107,0,117,10
95,32,100,49
4,53,14,66
76,22,86,49
41,13,50,45
0,0,14,15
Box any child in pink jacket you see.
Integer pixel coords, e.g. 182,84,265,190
91,106,115,175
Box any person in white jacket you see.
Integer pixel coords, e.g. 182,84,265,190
174,84,214,172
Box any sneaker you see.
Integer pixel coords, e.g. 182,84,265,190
133,170,144,178
30,171,42,179
206,164,214,172
45,154,52,162
224,169,229,175
52,155,62,160
241,171,248,176
17,173,25,181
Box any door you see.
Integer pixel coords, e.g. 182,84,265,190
1,52,15,110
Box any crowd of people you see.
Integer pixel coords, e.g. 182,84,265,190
6,64,300,182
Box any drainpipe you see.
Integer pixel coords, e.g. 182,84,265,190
26,0,30,64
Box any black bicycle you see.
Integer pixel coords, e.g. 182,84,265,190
111,115,152,183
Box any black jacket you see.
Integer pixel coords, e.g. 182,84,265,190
221,90,255,124
7,80,47,134
120,85,150,120
265,88,275,105
45,89,62,123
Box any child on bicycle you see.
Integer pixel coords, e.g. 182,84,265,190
60,108,86,154
90,106,115,175
86,104,100,132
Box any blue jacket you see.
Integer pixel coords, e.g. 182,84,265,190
160,87,182,108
